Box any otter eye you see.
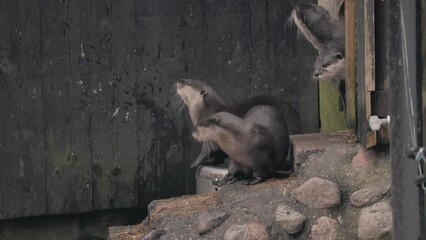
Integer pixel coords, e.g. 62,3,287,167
200,89,207,96
302,15,307,24
322,63,329,68
186,81,192,86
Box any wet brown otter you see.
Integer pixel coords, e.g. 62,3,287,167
313,48,345,81
192,105,290,185
290,3,346,111
289,3,345,53
176,79,301,169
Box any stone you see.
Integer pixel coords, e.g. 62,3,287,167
358,201,392,240
274,204,306,234
291,177,341,209
351,147,376,168
139,229,166,240
350,184,390,207
311,216,343,240
224,223,270,240
197,210,229,234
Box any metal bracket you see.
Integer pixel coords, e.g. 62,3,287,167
368,115,390,131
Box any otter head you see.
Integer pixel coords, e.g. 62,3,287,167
192,117,221,142
192,112,241,144
313,48,345,81
176,79,225,125
290,3,344,53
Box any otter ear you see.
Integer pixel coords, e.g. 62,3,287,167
335,53,343,60
200,89,208,97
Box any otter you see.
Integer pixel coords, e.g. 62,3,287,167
290,3,347,111
313,48,345,81
314,48,346,112
289,3,345,54
176,79,301,169
192,105,290,185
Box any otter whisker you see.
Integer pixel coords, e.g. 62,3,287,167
284,11,295,30
171,94,185,113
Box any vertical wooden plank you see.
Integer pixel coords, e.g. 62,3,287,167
0,0,46,219
226,0,254,98
89,0,138,210
179,0,206,194
364,0,377,147
356,0,377,147
364,0,375,92
345,0,357,128
135,0,185,207
112,0,139,208
41,0,92,214
274,0,319,133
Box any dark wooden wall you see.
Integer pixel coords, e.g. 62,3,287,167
0,0,317,220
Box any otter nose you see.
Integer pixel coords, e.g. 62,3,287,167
177,79,185,88
313,72,319,78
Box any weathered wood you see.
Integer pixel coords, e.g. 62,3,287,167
41,0,92,215
178,0,206,195
0,0,321,218
364,0,377,147
276,0,319,133
0,0,46,219
364,0,375,92
345,0,357,128
135,0,185,207
89,0,139,210
356,0,377,148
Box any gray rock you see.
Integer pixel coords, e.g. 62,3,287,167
358,201,392,240
197,210,229,234
224,223,270,240
350,184,390,207
311,216,343,240
139,229,166,240
274,204,306,234
292,177,340,209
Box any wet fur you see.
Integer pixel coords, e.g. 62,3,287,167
193,106,289,185
176,79,302,169
289,3,345,53
313,48,345,81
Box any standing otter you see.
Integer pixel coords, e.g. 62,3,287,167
176,79,301,169
192,105,290,185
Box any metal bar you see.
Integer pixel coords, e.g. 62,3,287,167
389,0,425,239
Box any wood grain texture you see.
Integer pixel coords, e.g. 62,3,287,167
41,0,92,215
0,0,46,219
345,0,357,128
0,0,320,218
89,0,139,210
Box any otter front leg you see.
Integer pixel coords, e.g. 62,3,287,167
190,141,224,169
215,173,236,187
215,160,241,186
190,151,209,169
241,177,264,185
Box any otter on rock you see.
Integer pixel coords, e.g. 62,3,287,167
192,105,290,185
176,79,302,169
